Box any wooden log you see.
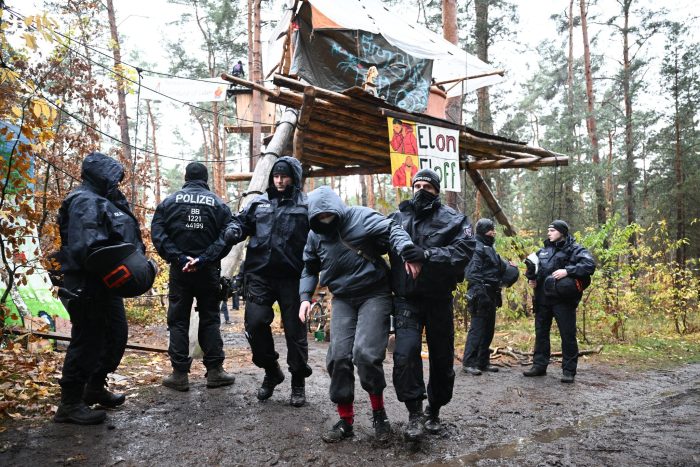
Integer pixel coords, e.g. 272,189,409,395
5,327,168,353
433,69,506,87
466,168,517,236
307,165,391,177
304,127,388,154
303,136,389,164
294,86,317,162
461,132,566,159
466,156,568,169
224,172,254,182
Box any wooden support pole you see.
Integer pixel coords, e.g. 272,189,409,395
466,168,516,236
293,86,317,161
432,69,506,87
466,156,567,169
224,172,255,182
6,328,168,353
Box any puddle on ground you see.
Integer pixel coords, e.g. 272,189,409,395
427,411,619,466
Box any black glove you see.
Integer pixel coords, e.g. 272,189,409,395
224,224,242,244
402,244,427,263
177,255,189,269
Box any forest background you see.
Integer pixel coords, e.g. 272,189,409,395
0,0,699,419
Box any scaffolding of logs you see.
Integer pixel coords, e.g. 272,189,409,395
221,73,569,177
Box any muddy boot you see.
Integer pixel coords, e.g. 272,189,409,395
523,365,547,377
289,374,306,407
206,366,236,388
55,385,106,425
480,365,499,373
423,405,441,435
372,408,391,443
561,372,575,384
322,419,354,443
83,378,126,408
163,369,189,392
404,400,424,442
463,366,482,376
257,364,285,401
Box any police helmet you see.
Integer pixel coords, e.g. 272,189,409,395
543,275,591,299
84,243,157,297
501,261,520,287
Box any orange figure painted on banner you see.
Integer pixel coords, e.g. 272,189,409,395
390,118,418,155
392,154,418,187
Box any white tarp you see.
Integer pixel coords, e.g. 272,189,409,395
140,76,229,103
266,0,503,97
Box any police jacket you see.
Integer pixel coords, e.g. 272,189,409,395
465,234,505,296
151,180,232,265
388,199,474,298
228,156,309,277
300,186,413,302
57,152,144,275
526,234,596,302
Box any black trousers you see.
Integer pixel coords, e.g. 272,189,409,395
392,295,455,410
244,273,311,377
533,298,579,375
167,264,224,372
59,275,128,402
462,292,498,369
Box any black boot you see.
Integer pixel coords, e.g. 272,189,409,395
290,374,306,407
83,378,126,408
322,419,354,443
55,384,106,425
463,366,482,376
404,400,424,442
561,372,575,383
206,365,236,388
257,364,285,401
523,365,547,377
423,405,441,434
372,408,391,443
163,369,189,391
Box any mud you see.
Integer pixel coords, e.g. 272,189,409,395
1,320,699,466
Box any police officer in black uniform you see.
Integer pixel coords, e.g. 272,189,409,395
54,152,143,425
388,169,475,442
224,157,312,406
151,162,235,391
462,218,518,375
523,220,595,383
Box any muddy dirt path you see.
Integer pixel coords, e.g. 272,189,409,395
1,321,699,466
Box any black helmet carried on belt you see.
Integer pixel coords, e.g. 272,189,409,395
84,243,158,297
543,275,591,299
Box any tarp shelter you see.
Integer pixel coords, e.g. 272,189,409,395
265,0,504,113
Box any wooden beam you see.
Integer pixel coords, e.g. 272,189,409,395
294,86,317,161
466,156,567,169
307,165,391,177
466,169,517,236
5,327,168,353
224,172,254,182
433,69,506,87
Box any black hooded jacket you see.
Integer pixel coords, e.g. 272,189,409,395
465,234,506,292
57,152,144,274
388,199,474,298
299,186,413,301
151,176,232,265
526,233,596,302
227,156,309,277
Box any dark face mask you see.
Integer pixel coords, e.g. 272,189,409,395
413,189,438,213
310,216,339,235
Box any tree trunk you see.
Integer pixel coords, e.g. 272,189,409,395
622,0,637,243
105,0,131,163
360,173,368,206
672,52,685,265
146,100,161,205
442,0,459,209
249,0,263,171
580,0,607,225
564,0,576,218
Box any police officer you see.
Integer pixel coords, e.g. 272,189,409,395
523,220,595,383
224,157,312,407
388,169,475,442
298,186,416,444
54,152,143,425
151,162,235,391
462,218,518,375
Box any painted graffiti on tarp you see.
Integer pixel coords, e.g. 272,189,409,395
291,7,433,113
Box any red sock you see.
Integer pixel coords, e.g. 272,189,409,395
369,393,384,411
337,403,354,425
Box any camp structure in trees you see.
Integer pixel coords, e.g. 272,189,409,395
222,0,568,235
